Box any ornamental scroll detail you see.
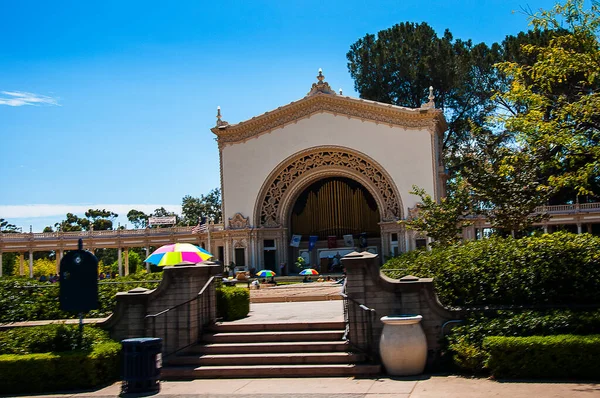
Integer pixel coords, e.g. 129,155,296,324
259,149,401,227
229,213,250,229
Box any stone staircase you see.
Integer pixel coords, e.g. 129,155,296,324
161,321,380,379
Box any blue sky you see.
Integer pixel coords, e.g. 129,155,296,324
0,0,559,232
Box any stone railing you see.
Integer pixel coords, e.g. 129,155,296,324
533,203,600,213
0,224,226,242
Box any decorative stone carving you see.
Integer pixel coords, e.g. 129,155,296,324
233,239,247,248
257,147,402,227
406,205,422,221
228,213,250,230
307,69,337,96
211,92,445,148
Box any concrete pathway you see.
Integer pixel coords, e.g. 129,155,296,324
27,376,600,397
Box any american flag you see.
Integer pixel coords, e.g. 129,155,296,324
192,217,208,234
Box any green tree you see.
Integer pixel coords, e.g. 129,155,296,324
127,209,149,229
181,188,222,225
347,22,503,173
496,0,600,202
460,129,550,236
401,180,473,247
84,209,118,230
0,218,19,233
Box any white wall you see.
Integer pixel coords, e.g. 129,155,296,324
221,112,435,224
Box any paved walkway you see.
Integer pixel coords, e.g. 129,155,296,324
28,376,600,397
224,300,344,324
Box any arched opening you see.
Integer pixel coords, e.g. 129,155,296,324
288,177,381,273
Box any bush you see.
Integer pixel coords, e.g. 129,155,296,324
0,324,113,355
0,274,162,322
382,232,600,307
0,341,121,394
484,334,600,380
216,286,249,321
446,309,600,373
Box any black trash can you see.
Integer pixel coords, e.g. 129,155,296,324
121,337,162,394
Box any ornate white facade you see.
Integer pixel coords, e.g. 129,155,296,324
210,71,447,272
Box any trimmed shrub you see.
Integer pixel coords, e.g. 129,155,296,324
0,274,162,322
484,334,600,380
216,286,250,321
382,232,600,307
446,309,600,373
0,341,121,394
0,324,112,355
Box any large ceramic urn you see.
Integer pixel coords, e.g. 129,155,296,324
379,315,427,376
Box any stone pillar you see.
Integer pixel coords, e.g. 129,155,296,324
588,224,593,234
124,248,130,276
341,251,460,367
55,252,60,274
29,250,34,278
101,262,221,355
19,253,24,276
577,223,583,234
146,247,151,273
224,239,230,267
543,224,548,234
0,251,3,277
118,247,123,277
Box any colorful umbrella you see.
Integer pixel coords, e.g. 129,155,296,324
299,268,319,276
256,270,276,277
144,243,213,266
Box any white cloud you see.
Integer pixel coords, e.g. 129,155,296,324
0,204,182,219
0,91,60,107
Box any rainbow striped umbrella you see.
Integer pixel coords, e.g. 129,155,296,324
256,270,276,278
144,243,213,266
299,268,319,276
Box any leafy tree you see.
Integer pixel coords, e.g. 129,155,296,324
54,213,84,232
84,209,118,230
401,180,473,247
496,0,600,202
127,209,149,229
347,22,503,173
460,129,550,236
0,218,19,233
181,188,222,225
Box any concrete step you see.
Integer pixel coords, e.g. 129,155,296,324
210,321,346,333
167,352,364,366
160,363,381,379
203,330,344,344
190,340,351,354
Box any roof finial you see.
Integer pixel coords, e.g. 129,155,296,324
317,68,324,82
421,86,436,109
307,68,336,96
216,105,228,128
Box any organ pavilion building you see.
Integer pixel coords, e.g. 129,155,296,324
211,70,447,274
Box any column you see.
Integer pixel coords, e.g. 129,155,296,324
19,252,24,276
250,237,256,270
146,247,150,273
224,239,230,267
543,224,548,234
124,248,130,276
577,223,582,234
588,224,593,234
118,247,123,277
29,250,34,278
0,251,3,277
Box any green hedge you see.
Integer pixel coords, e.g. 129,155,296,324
484,334,600,380
0,274,162,322
0,341,121,394
382,232,600,307
0,323,113,355
216,286,250,321
446,309,600,373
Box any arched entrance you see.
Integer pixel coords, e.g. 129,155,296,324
288,176,381,273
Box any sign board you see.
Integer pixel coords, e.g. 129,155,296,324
148,216,177,226
60,248,99,313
